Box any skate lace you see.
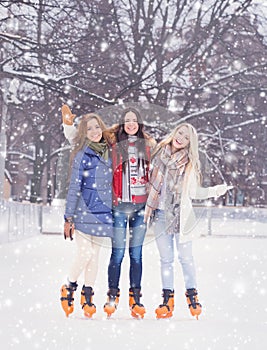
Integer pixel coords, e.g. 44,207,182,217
130,291,144,307
60,286,75,306
187,290,201,309
163,294,170,304
109,295,117,303
161,290,174,305
82,287,95,307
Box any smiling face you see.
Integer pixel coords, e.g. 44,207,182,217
171,125,190,153
86,118,103,143
123,111,139,136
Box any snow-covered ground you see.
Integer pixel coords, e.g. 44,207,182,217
0,229,266,350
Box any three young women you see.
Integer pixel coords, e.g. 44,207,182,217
60,107,230,320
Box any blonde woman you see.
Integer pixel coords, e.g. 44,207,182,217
60,113,114,318
144,123,230,319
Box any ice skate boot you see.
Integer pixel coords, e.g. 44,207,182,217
186,288,202,320
103,288,120,317
60,281,78,317
155,289,174,319
80,286,96,318
129,288,146,319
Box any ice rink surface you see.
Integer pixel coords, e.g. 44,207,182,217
0,231,266,350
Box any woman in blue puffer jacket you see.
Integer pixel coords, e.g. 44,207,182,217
60,113,114,319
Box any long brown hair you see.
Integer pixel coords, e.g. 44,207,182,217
115,107,148,172
70,113,108,163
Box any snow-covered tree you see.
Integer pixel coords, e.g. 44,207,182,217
0,0,266,205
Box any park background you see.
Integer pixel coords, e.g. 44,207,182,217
1,0,267,207
0,1,267,349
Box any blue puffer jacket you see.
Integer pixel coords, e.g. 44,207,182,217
65,146,113,238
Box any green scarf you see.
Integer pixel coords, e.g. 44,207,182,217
87,140,109,161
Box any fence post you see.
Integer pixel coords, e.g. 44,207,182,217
207,204,212,236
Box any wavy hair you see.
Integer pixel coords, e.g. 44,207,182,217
152,123,202,184
70,113,108,161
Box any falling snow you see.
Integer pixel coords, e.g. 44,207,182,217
1,1,267,348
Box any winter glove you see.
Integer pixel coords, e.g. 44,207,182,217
61,104,76,125
215,184,229,197
64,217,75,240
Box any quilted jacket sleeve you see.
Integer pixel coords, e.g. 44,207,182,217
64,151,84,217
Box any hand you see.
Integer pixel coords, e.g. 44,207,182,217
215,183,228,197
64,218,75,240
61,104,76,125
144,206,153,223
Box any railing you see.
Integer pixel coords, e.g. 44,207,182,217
0,199,267,244
0,199,42,244
30,203,267,239
200,205,267,238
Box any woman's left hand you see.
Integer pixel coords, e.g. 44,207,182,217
215,184,229,197
144,206,153,223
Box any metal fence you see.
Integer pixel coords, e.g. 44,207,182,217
200,205,267,238
1,200,267,244
0,199,42,244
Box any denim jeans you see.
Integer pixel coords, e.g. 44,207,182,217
154,209,197,290
108,203,146,289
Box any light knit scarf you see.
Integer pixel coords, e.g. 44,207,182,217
148,144,189,234
160,144,188,199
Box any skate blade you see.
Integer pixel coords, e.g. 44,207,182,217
60,286,74,317
155,306,173,319
189,306,202,319
131,305,145,319
156,314,172,319
156,312,172,319
83,305,96,318
155,311,173,319
131,310,145,319
60,301,73,317
104,304,116,317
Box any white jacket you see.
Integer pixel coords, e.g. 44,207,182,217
63,124,77,146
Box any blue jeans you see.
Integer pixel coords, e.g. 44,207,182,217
108,203,146,289
154,209,197,290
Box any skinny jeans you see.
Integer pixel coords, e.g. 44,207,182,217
108,203,146,289
154,209,197,290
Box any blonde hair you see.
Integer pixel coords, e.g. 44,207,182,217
153,123,202,184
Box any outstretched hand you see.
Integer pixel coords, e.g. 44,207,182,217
61,104,76,125
216,184,233,197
